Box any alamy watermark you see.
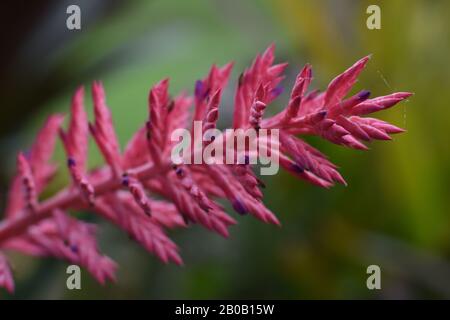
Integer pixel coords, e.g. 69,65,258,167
66,264,81,290
366,5,381,30
66,5,81,30
366,264,381,290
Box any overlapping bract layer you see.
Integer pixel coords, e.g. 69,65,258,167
0,45,410,293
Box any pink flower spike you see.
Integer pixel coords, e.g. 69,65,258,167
29,114,65,191
0,252,14,293
280,131,343,185
291,64,312,98
359,124,392,141
361,117,406,134
233,45,287,129
53,209,117,284
4,176,23,219
0,48,412,293
202,89,221,138
123,126,150,169
147,79,171,164
95,197,183,265
146,199,186,229
261,43,276,66
194,62,233,122
328,90,371,118
335,115,371,141
267,63,289,79
17,152,38,213
249,100,267,130
280,153,333,189
290,110,327,128
283,95,302,123
66,158,95,206
173,165,213,213
64,86,88,170
231,163,263,200
91,81,122,175
166,93,193,143
324,56,371,108
351,92,413,116
60,86,95,205
341,135,369,150
5,114,63,219
121,173,152,217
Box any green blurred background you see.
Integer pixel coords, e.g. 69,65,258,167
1,0,449,299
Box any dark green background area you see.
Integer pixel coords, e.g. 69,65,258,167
1,0,449,299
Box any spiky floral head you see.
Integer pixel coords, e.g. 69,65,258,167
0,45,411,293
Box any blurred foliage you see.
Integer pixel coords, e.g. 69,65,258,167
1,0,450,299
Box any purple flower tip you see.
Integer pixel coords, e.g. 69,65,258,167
271,85,284,98
24,149,31,159
203,88,211,100
358,90,371,100
70,245,78,253
67,157,76,167
175,167,184,177
121,174,129,187
291,163,305,173
232,198,248,215
318,110,327,118
195,80,204,100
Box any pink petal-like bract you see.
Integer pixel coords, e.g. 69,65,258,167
0,252,14,293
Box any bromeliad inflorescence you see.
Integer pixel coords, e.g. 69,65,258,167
0,45,411,293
